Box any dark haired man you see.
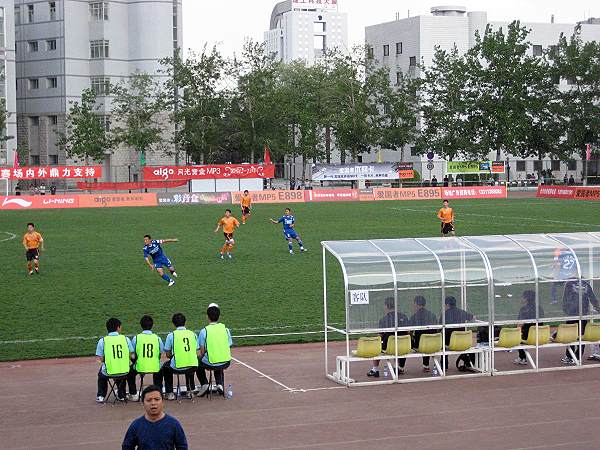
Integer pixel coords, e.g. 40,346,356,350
215,209,240,259
196,303,232,396
127,315,165,401
143,235,178,287
441,296,474,371
437,200,455,237
122,385,188,450
161,313,199,400
270,208,307,254
240,190,252,225
23,222,44,275
409,296,439,372
514,290,544,366
95,318,134,403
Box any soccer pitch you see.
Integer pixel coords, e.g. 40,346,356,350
1,197,599,362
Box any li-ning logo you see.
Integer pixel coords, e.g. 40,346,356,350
2,197,33,208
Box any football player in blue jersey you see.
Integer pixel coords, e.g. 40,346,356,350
143,235,178,287
269,208,307,255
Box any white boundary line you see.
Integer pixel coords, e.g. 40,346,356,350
387,207,600,228
0,231,16,242
232,356,295,392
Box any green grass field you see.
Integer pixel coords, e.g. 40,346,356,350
1,197,599,362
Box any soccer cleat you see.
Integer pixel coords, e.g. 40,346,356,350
422,366,431,373
96,396,105,403
219,253,224,259
366,369,379,378
128,393,139,402
513,358,527,365
561,356,575,365
28,271,34,276
168,280,175,287
216,384,224,396
164,392,176,401
34,268,39,274
289,250,294,255
300,247,308,252
227,253,232,259
194,384,210,397
172,272,178,278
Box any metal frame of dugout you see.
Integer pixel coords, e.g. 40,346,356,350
322,232,600,386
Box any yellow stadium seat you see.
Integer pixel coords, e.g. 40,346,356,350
554,324,579,344
495,327,521,348
583,322,600,342
522,325,550,345
448,331,473,351
417,333,442,354
385,335,411,356
352,337,382,358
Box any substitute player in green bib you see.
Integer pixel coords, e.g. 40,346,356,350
196,303,232,396
161,313,199,400
95,318,134,403
127,315,165,401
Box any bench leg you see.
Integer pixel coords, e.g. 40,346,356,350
568,347,580,366
433,357,444,376
524,350,537,369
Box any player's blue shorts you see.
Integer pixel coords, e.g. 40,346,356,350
153,256,173,269
284,229,298,240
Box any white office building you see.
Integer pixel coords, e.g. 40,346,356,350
365,6,600,181
14,0,183,182
0,0,17,167
265,0,348,64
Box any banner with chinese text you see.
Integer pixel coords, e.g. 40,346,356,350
311,163,413,181
144,164,275,181
0,166,102,180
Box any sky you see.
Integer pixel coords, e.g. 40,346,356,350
183,0,600,57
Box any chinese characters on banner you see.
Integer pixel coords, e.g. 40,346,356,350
0,166,102,180
311,163,414,181
537,186,600,200
292,0,338,11
144,164,275,181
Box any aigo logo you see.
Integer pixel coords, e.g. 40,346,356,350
1,197,33,208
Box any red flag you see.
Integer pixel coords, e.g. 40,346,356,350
263,145,272,165
586,143,591,161
13,151,20,168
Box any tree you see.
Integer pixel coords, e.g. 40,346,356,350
550,33,600,182
161,47,230,164
57,88,112,162
111,73,167,165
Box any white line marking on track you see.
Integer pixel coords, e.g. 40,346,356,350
0,231,16,242
387,207,600,228
232,356,295,392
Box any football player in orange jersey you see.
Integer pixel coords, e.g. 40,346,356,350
22,222,44,275
215,209,240,259
437,199,455,237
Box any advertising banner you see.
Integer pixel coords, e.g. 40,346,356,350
574,187,600,200
78,193,158,208
373,187,442,201
304,189,359,202
157,192,231,205
292,0,338,11
491,162,506,174
144,164,275,181
0,166,102,180
0,195,80,210
231,190,305,204
536,186,577,199
311,163,413,181
447,161,498,174
442,186,507,199
77,180,187,191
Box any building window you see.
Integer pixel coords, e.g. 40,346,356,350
49,154,58,165
49,2,56,21
47,39,57,51
49,115,58,125
14,6,20,25
28,79,39,90
98,115,110,132
533,160,542,172
30,116,40,126
90,2,109,21
409,56,417,67
551,74,560,85
516,160,526,172
383,44,389,57
90,40,109,59
367,46,374,59
28,41,38,52
47,77,58,89
396,71,402,85
410,146,418,157
27,4,34,23
567,77,577,85
396,42,403,55
313,21,325,33
567,160,577,171
91,76,110,95
551,160,561,171
532,45,543,57
30,155,40,165
313,35,325,56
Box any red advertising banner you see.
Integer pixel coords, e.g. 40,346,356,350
78,193,158,208
442,186,507,199
77,180,187,191
231,190,305,204
491,162,506,174
574,187,600,200
373,187,442,201
304,189,359,202
0,166,102,180
157,192,231,205
144,164,275,181
0,195,80,210
536,186,577,199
